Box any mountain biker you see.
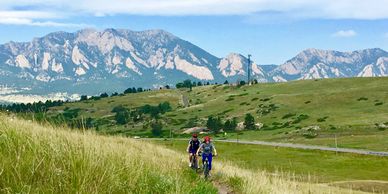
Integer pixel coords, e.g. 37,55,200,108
186,133,201,167
196,136,217,175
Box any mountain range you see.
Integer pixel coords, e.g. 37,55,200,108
0,28,387,102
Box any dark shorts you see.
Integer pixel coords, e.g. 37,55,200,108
189,149,198,154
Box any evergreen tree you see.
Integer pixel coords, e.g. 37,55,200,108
239,81,246,86
80,95,88,101
244,113,256,130
224,117,237,131
100,93,109,98
206,116,223,132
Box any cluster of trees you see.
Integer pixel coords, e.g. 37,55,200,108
79,87,149,102
206,113,256,132
124,87,146,94
206,116,238,132
112,102,172,125
176,79,212,91
175,78,260,91
0,100,64,113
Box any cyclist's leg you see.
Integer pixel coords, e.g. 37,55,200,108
208,154,213,170
202,153,207,166
189,152,193,166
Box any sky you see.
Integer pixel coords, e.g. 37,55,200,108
0,0,387,64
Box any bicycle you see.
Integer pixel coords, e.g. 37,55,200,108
190,154,199,172
200,153,215,179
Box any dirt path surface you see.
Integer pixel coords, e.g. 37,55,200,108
213,181,234,194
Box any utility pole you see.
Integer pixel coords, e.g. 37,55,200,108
247,54,252,84
335,134,338,154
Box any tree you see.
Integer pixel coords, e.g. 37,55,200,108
124,88,134,94
158,102,172,114
244,113,256,130
224,117,237,131
112,106,130,125
224,80,229,85
151,121,163,137
111,92,119,97
239,81,246,86
206,82,210,85
206,116,223,132
100,93,109,98
165,85,170,89
183,79,193,91
176,82,184,88
197,82,203,86
115,110,129,125
253,79,258,84
137,87,143,93
80,95,88,101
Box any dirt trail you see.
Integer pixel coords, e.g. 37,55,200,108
213,181,234,194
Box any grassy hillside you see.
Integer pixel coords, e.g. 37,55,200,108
0,115,362,194
26,77,388,150
155,140,388,193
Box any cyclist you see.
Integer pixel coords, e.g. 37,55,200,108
186,133,201,167
196,136,217,175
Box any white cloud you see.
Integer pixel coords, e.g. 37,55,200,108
0,10,89,27
332,30,357,38
0,0,388,20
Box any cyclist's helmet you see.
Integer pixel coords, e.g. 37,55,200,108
204,136,211,142
192,133,198,138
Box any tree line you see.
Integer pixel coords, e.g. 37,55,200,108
206,113,256,132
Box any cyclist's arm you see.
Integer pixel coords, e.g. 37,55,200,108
186,143,190,152
196,144,203,155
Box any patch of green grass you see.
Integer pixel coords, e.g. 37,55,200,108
156,140,388,183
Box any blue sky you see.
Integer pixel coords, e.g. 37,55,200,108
0,0,387,64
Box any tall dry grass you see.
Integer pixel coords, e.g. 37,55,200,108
0,115,367,194
0,115,215,193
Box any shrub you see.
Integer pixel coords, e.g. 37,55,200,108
282,113,296,119
225,97,234,101
151,121,163,136
375,102,383,106
357,97,368,101
317,116,329,122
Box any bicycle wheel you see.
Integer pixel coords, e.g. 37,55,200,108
203,161,209,179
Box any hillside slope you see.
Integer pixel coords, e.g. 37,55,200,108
0,115,364,193
39,77,388,151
